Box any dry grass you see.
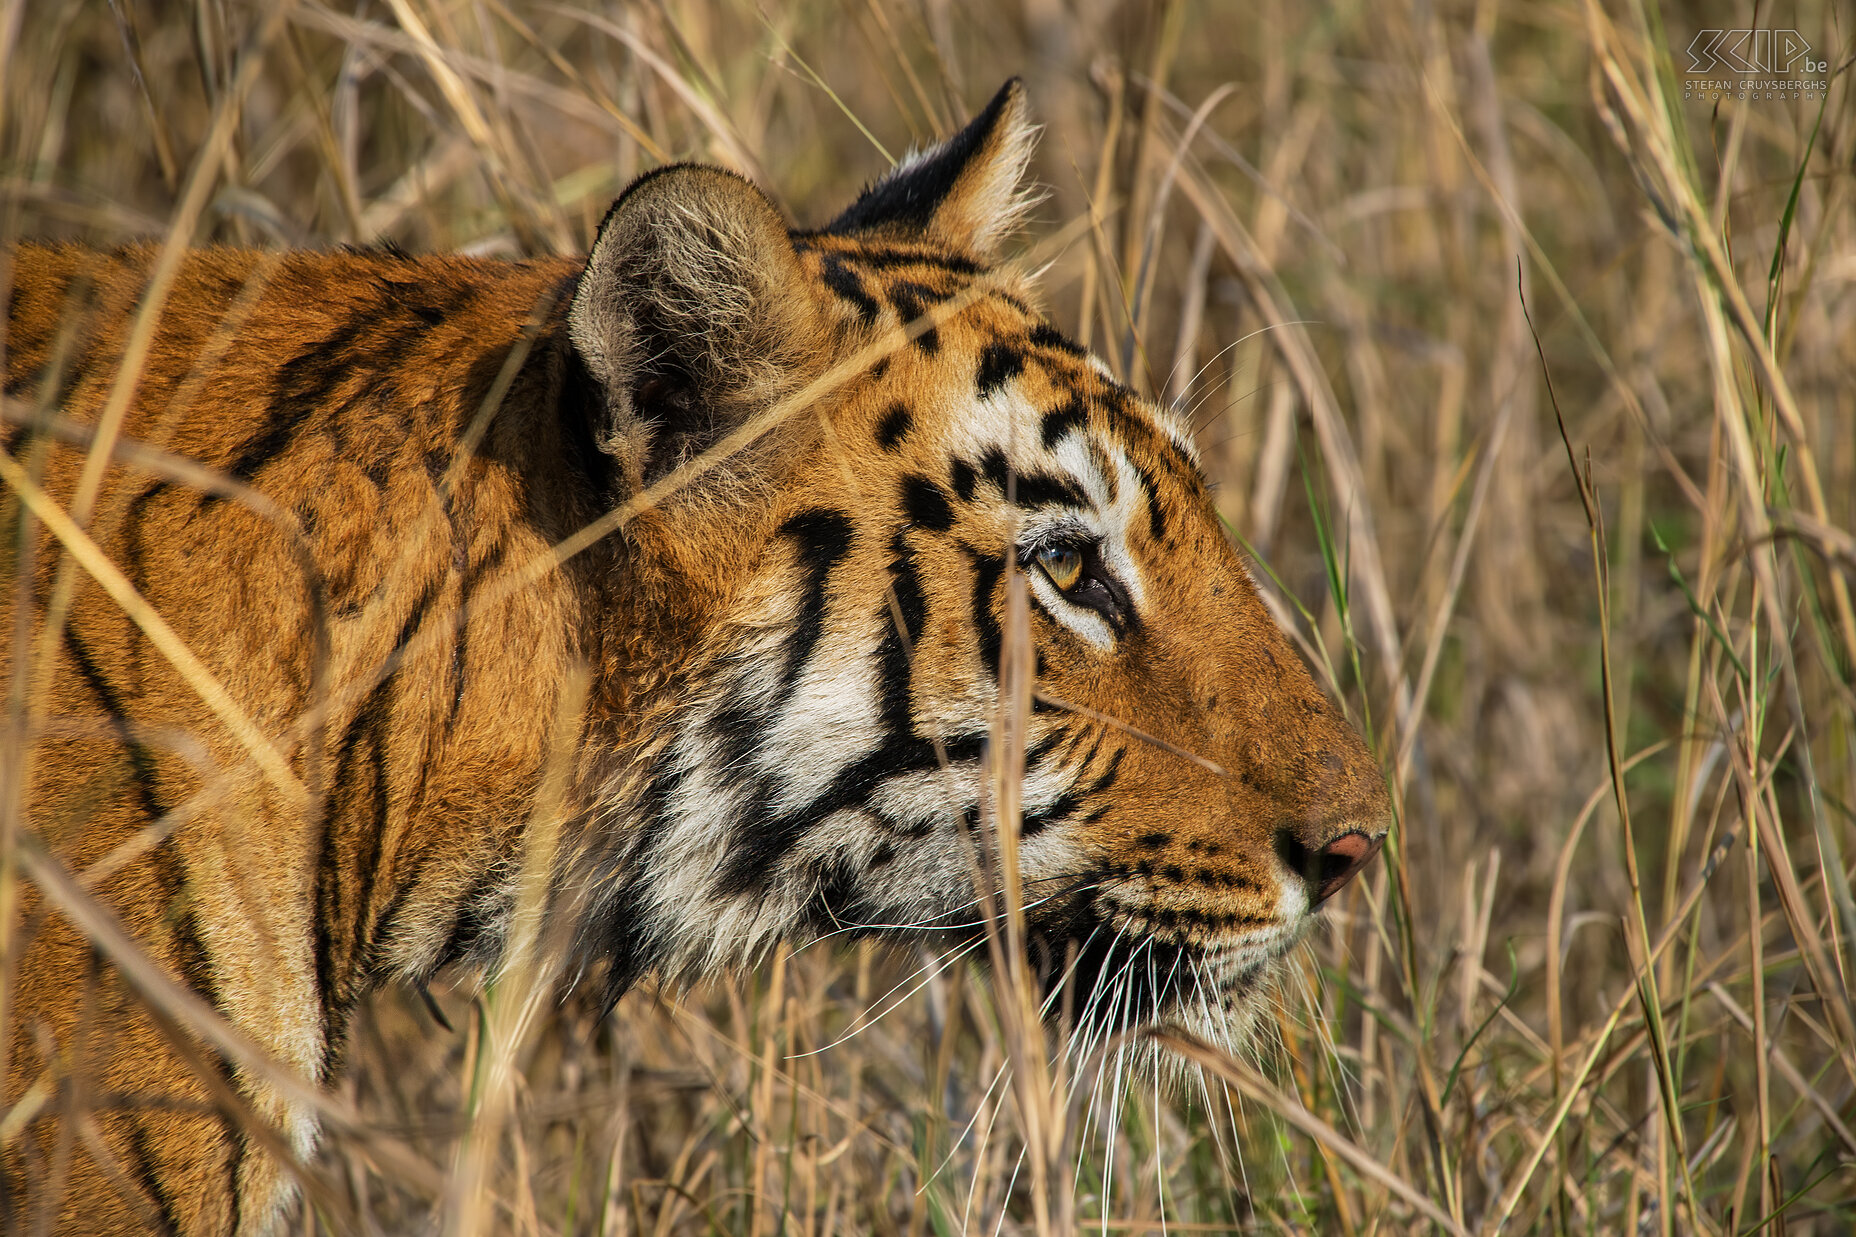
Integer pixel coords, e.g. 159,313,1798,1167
4,0,1855,1232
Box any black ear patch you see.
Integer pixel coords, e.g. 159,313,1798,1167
828,81,1021,235
821,79,1035,261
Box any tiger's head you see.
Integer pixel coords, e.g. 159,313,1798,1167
561,80,1389,1052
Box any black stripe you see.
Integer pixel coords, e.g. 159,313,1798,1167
1016,729,1076,837
216,314,361,488
346,681,396,993
206,407,318,503
709,687,768,771
225,1126,244,1235
310,792,349,1065
1089,747,1125,797
68,601,247,1097
1028,322,1085,356
887,282,942,355
1021,791,1081,836
978,446,1086,509
61,629,165,821
61,625,232,1061
875,402,912,451
1024,728,1066,767
716,730,986,897
207,297,430,503
381,277,472,328
979,445,1009,494
877,531,927,734
362,447,394,491
315,644,403,1070
1096,384,1147,440
0,1155,17,1229
122,1119,184,1236
980,448,1011,496
365,865,419,975
580,764,685,1012
975,342,1024,398
121,483,173,598
449,537,508,734
820,255,880,324
1040,399,1087,449
391,571,445,661
336,572,442,996
285,294,431,416
429,863,509,982
950,457,977,502
900,474,954,532
993,290,1035,316
3,275,54,399
887,531,929,651
165,897,223,1030
826,247,982,275
804,853,882,932
968,552,1005,681
1096,387,1202,504
1012,471,1089,510
1130,459,1168,542
776,509,855,693
3,288,100,407
1147,429,1202,487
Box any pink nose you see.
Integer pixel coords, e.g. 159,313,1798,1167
1310,831,1383,905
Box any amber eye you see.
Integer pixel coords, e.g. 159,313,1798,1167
1035,544,1084,591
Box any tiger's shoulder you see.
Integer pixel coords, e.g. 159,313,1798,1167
4,241,583,452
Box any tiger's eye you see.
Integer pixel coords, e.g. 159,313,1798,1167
1036,544,1083,591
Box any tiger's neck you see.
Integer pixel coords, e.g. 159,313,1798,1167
318,318,748,1039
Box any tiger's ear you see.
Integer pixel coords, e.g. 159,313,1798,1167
824,78,1037,261
567,165,822,489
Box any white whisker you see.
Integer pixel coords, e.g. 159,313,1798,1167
990,1146,1027,1237
788,935,985,1058
924,1053,1011,1191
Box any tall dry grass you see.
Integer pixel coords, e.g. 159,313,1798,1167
3,0,1854,1232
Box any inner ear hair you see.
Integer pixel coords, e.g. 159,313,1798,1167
567,164,823,488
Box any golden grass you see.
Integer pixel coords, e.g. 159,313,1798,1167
4,0,1854,1232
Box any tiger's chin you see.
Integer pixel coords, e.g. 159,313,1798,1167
1045,953,1279,1097
1029,906,1313,1088
1154,951,1278,1060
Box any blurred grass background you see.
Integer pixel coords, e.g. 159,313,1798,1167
3,0,1854,1232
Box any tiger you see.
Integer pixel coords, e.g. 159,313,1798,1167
0,78,1389,1234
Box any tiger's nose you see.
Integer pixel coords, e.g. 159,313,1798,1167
1276,829,1384,906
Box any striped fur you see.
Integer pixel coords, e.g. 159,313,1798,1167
1,80,1387,1234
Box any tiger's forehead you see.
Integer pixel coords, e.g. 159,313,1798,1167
791,232,1204,516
